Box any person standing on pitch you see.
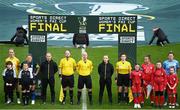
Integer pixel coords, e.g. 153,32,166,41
115,53,132,104
20,54,40,105
18,63,33,105
73,33,89,48
130,64,144,109
40,52,58,104
167,67,178,109
5,48,21,104
152,61,167,109
59,50,76,105
163,51,179,107
98,55,114,105
76,52,93,105
141,55,155,106
2,61,16,104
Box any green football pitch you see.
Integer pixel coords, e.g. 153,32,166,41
0,44,180,109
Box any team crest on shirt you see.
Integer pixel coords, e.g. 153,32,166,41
161,73,163,76
174,78,176,81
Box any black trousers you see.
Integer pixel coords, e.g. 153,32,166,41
4,83,14,102
41,78,55,102
157,38,170,46
99,78,112,103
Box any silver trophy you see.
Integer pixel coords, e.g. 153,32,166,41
78,16,87,33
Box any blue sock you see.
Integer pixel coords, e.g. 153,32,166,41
31,91,36,100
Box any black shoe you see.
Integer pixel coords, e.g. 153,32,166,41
42,102,46,105
118,100,120,104
141,103,144,107
126,102,129,105
154,105,158,108
90,101,93,105
109,101,112,105
99,101,102,105
118,100,121,104
77,101,80,105
62,101,66,105
151,102,154,107
70,101,73,105
159,105,162,109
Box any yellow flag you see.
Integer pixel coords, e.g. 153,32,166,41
128,87,134,103
59,85,64,102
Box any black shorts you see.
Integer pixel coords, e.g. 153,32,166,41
4,83,14,92
117,74,130,87
22,83,31,91
78,75,92,89
61,75,74,88
32,76,37,85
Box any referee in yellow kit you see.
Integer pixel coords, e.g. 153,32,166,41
59,50,76,105
77,51,93,105
115,53,132,104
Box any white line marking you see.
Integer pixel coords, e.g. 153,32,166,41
81,48,87,110
82,85,87,110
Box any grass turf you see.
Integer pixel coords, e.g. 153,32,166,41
0,43,180,109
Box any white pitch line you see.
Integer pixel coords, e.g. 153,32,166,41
82,85,87,110
81,48,87,110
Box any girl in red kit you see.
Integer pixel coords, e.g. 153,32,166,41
167,67,178,109
141,55,155,106
130,64,144,109
152,61,167,109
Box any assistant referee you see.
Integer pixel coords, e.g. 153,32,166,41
115,53,132,104
77,51,93,105
59,50,76,105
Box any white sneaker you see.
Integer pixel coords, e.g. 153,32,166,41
7,99,11,104
137,104,141,108
31,100,35,105
176,103,179,107
164,102,167,106
172,105,175,108
169,105,172,109
134,104,138,108
17,98,21,104
25,100,27,105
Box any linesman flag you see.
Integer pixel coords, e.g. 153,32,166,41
128,87,134,103
59,85,64,102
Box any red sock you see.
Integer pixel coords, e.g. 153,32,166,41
168,95,172,105
150,91,154,103
155,96,159,106
160,96,164,106
141,91,145,103
173,95,176,105
134,97,138,104
138,94,142,104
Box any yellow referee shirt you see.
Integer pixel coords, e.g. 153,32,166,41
5,56,20,77
59,57,76,76
116,61,132,74
77,59,93,76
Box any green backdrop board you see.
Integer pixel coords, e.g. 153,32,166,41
29,15,137,64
